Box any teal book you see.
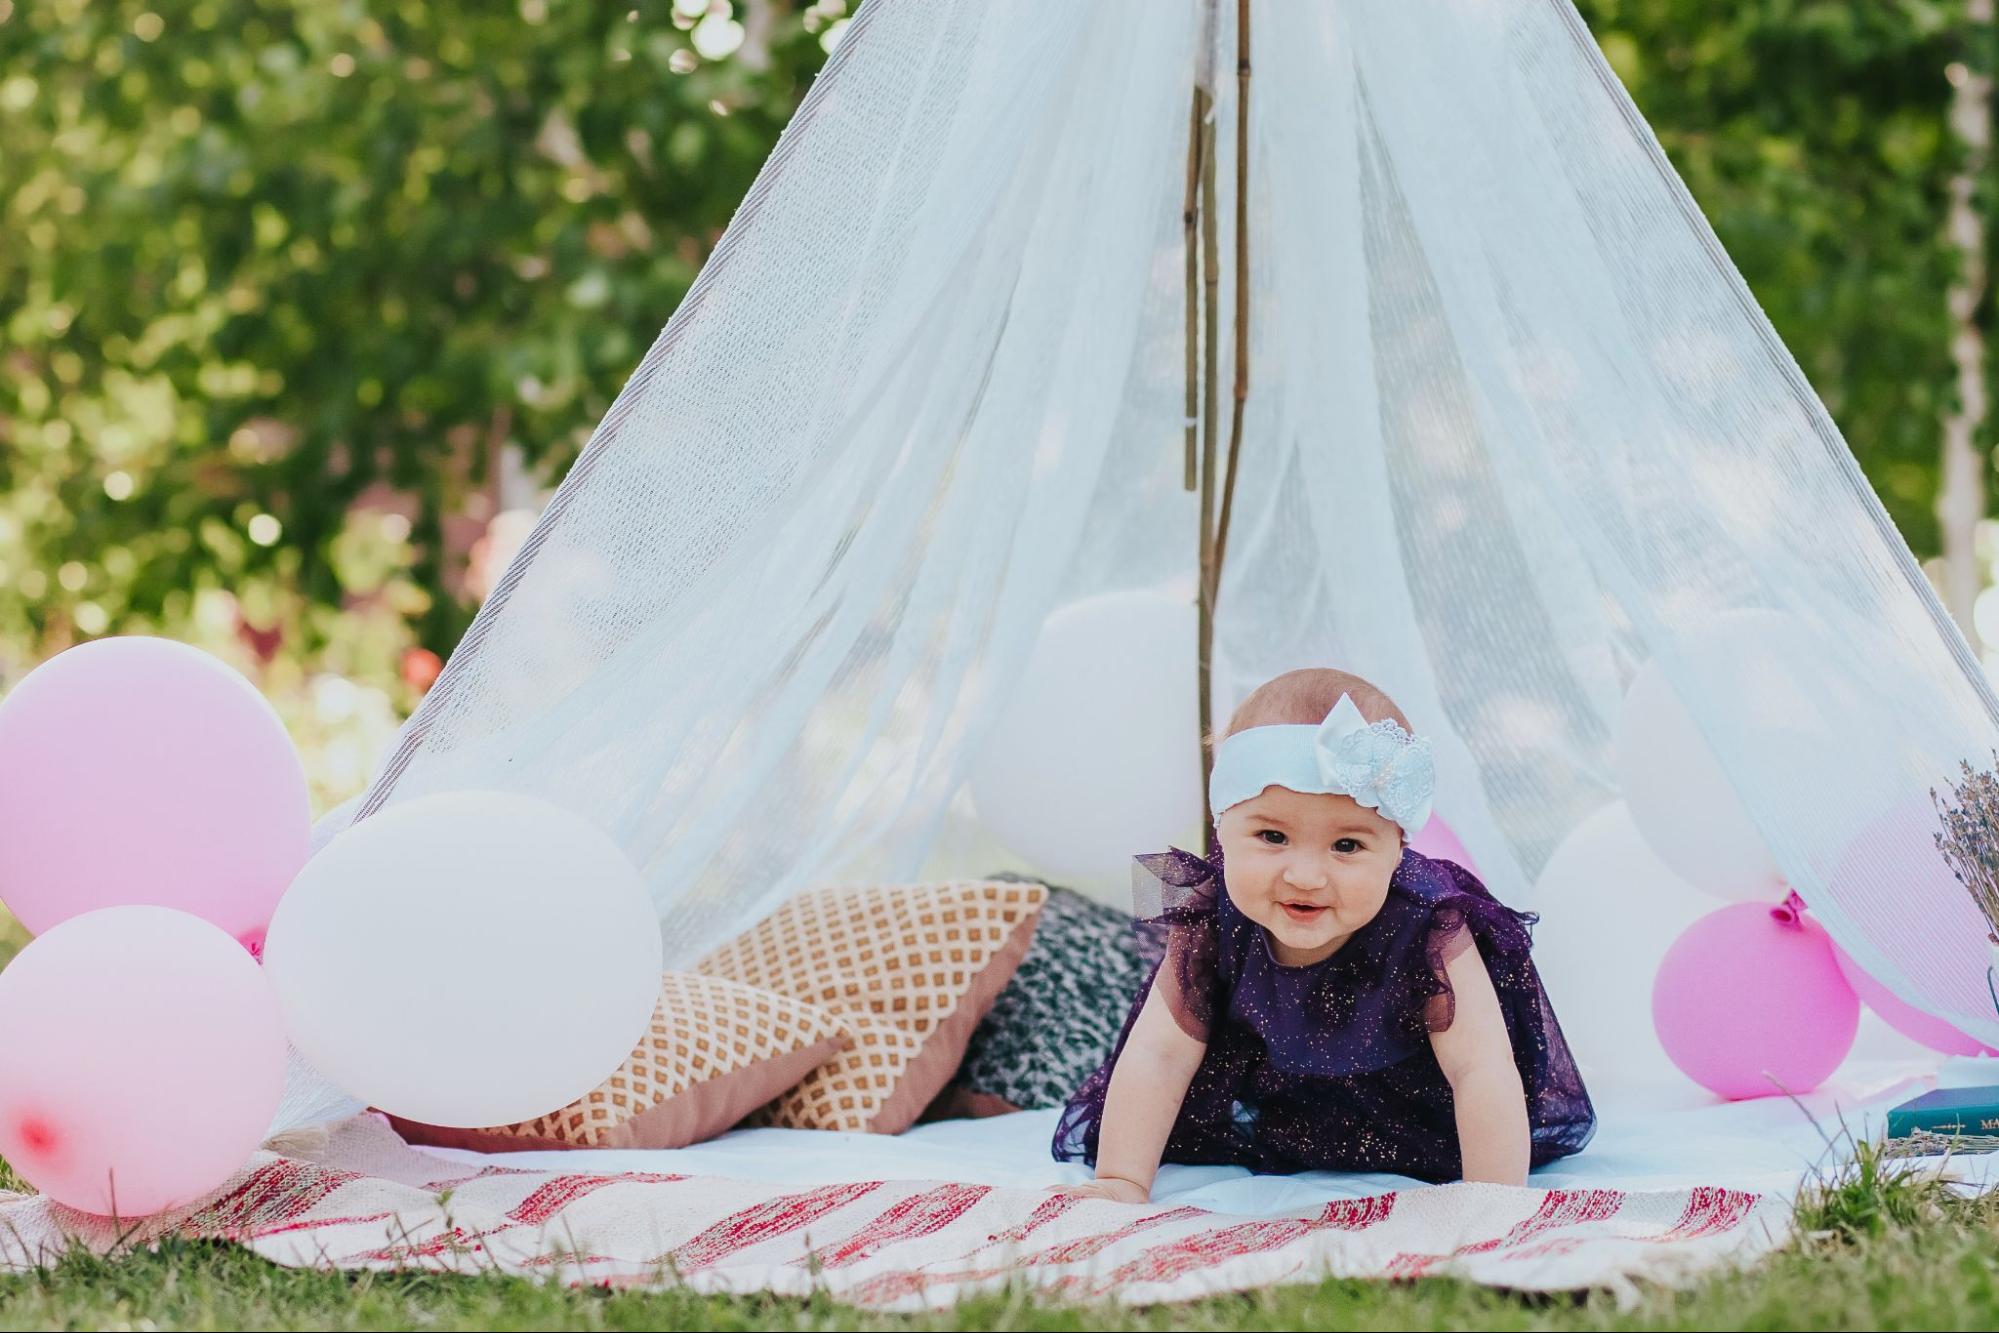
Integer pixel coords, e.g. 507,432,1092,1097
1885,1086,1999,1139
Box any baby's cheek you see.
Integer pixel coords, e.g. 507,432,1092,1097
1220,871,1270,915
1346,876,1395,924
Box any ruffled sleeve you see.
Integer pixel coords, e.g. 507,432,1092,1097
1396,851,1598,1164
1404,854,1538,1035
1131,847,1226,1043
1050,847,1229,1165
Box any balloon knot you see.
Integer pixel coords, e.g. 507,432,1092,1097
1769,888,1808,926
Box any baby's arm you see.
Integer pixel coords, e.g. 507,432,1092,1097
1428,944,1530,1185
1054,978,1207,1203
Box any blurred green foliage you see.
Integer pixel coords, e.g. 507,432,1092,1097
1580,0,1992,558
0,0,841,668
0,0,1990,679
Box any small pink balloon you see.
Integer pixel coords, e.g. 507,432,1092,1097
1409,814,1479,876
1652,899,1859,1100
1831,941,1996,1058
0,906,286,1215
0,637,310,939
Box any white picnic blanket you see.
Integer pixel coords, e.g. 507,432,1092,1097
1,1056,1991,1309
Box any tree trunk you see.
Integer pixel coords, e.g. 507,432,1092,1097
1938,2,1993,648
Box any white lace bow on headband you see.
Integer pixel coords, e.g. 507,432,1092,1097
1207,693,1435,835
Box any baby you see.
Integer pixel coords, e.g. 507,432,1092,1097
1050,668,1594,1201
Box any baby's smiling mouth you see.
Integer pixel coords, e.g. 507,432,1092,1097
1278,901,1329,922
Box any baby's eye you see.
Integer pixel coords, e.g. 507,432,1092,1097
1257,829,1287,846
1333,837,1363,854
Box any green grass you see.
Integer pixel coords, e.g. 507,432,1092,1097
1792,1130,1961,1244
0,1168,1993,1330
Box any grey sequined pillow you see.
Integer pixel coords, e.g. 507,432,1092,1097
946,874,1147,1113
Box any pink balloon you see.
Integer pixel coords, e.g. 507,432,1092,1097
1409,814,1479,876
1652,900,1859,1100
1832,941,1996,1058
0,637,309,940
0,906,286,1215
1824,795,1999,1054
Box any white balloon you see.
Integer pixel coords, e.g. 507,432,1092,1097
1615,607,1890,904
1577,609,1924,1086
265,791,663,1128
967,588,1205,885
307,795,362,858
1614,661,1782,900
1528,801,1718,1090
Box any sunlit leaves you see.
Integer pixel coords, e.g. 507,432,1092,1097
1579,0,1987,555
0,0,827,660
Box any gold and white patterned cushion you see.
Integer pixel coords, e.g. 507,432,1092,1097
696,879,1046,1134
388,971,851,1152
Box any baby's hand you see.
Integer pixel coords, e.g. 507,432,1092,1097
1047,1177,1150,1205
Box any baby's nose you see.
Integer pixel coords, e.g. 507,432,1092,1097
1282,862,1331,890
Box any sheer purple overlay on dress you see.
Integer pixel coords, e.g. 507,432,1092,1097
1053,842,1596,1184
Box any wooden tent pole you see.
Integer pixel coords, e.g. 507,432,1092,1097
1212,0,1251,584
1196,71,1220,842
1195,0,1250,848
1183,88,1205,494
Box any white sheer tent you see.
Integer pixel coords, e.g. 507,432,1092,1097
353,0,1999,1056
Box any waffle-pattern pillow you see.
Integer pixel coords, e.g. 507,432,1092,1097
696,879,1046,1134
387,972,850,1152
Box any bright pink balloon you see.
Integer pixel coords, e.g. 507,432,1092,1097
0,906,287,1215
1409,814,1479,876
1652,900,1859,1100
1831,941,1996,1058
0,637,310,940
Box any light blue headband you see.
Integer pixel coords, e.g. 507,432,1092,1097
1208,694,1435,836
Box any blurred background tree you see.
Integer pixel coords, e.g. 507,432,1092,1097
1579,0,1993,613
0,0,1992,806
0,0,841,665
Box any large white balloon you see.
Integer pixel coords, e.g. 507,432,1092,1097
966,589,1205,885
1614,661,1782,900
1615,608,1884,904
307,795,362,859
264,791,663,1128
1529,801,1718,1091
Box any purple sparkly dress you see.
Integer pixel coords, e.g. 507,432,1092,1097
1052,842,1595,1183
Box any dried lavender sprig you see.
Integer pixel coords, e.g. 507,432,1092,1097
1931,749,1999,944
1882,1128,1999,1159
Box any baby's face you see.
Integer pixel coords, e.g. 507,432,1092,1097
1216,785,1404,967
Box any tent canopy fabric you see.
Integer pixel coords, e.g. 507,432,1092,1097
355,0,1999,1056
